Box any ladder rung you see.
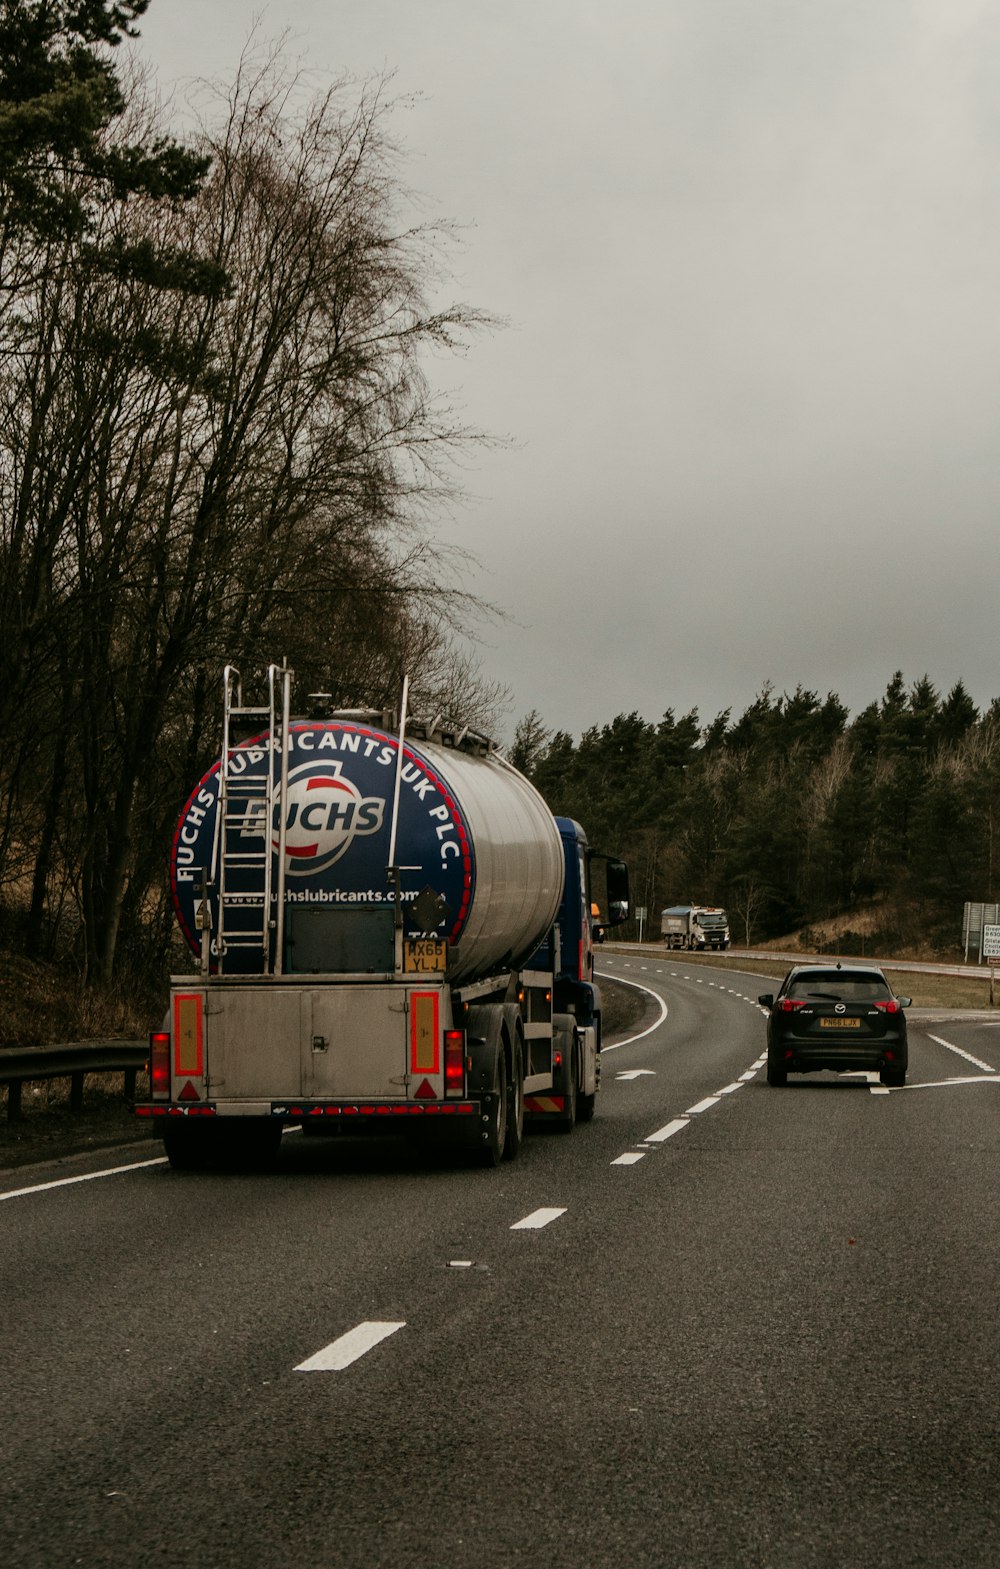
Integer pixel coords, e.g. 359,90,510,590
229,705,272,717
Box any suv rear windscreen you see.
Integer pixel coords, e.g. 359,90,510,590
786,972,891,1002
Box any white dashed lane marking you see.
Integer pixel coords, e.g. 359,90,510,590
611,1152,646,1166
646,1118,690,1143
295,1321,405,1372
511,1207,567,1230
685,1096,720,1115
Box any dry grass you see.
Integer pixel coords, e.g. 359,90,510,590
0,1069,154,1169
641,949,1000,1010
0,950,162,1048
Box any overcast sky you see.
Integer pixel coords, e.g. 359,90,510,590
136,0,1000,740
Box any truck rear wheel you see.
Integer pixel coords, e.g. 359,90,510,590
503,1035,524,1161
477,1046,509,1167
554,1026,577,1133
163,1120,281,1172
576,1088,596,1123
163,1125,208,1171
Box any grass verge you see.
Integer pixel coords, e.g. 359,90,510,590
626,948,1000,1010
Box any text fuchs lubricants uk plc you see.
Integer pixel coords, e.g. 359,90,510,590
170,723,474,967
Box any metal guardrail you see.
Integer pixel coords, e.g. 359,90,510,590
0,1040,147,1122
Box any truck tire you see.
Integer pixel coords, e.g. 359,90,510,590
227,1121,283,1171
163,1125,208,1171
503,1034,524,1161
164,1120,281,1172
552,1015,577,1132
477,1046,509,1167
576,1086,596,1122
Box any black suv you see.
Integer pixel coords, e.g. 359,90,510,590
758,965,910,1087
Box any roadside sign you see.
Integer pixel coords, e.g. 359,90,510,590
983,924,1000,957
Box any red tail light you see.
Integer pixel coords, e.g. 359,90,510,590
874,1000,899,1013
150,1032,170,1099
444,1030,465,1097
779,998,806,1012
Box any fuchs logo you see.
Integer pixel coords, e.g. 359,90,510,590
272,760,385,875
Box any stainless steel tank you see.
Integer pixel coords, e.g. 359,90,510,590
171,719,565,983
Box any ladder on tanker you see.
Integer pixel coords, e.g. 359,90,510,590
211,663,293,976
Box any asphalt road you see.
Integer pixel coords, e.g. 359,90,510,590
3,958,1000,1568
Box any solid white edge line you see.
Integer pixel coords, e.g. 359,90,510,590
295,1321,405,1372
0,1155,169,1202
904,1075,1000,1090
596,973,668,1052
927,1033,995,1074
511,1207,567,1230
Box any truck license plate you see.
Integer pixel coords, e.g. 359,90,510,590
404,939,447,974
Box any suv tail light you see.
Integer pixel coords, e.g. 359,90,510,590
873,1000,899,1013
779,998,806,1012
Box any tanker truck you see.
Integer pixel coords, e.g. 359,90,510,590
136,664,629,1169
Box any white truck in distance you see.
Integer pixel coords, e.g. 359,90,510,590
660,905,730,951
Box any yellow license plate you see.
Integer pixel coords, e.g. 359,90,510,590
404,939,447,974
819,1017,861,1030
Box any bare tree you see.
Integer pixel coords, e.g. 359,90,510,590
0,55,500,983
